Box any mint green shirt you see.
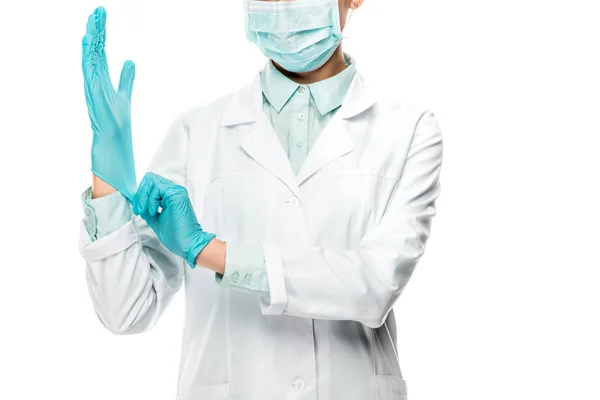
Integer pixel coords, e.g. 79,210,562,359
82,52,357,296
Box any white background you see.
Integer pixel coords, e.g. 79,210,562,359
0,0,599,399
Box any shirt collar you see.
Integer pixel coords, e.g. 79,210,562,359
260,52,358,116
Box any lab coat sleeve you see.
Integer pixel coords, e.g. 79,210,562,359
258,110,443,329
78,118,190,335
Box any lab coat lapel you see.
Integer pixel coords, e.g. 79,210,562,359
240,116,302,199
222,72,302,199
295,71,377,186
295,116,354,185
221,69,377,194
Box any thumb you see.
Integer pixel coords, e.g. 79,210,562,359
118,60,136,99
140,211,159,232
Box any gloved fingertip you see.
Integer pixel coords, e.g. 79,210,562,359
82,34,92,52
141,212,159,231
118,60,136,98
86,14,97,35
124,59,136,71
95,6,107,28
131,198,139,215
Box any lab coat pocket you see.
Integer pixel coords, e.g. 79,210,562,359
375,375,408,400
176,382,230,400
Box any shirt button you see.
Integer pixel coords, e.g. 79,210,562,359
298,86,305,93
288,197,299,207
293,379,306,392
244,274,252,284
298,113,305,121
296,141,304,147
231,271,240,283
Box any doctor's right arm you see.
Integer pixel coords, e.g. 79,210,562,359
78,118,190,335
78,7,188,335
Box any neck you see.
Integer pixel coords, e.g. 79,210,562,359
272,46,346,85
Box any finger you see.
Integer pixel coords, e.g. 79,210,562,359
95,6,107,33
161,185,189,211
151,172,174,186
147,182,162,217
133,174,154,215
118,60,136,100
81,33,93,76
87,6,107,39
143,173,177,211
95,7,109,76
132,191,141,216
149,173,177,194
82,7,109,78
138,177,155,216
82,11,98,73
140,212,159,232
84,7,107,46
85,9,99,37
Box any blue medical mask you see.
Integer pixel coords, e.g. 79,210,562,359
244,0,350,73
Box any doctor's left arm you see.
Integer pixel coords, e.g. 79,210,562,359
230,110,443,329
78,118,190,335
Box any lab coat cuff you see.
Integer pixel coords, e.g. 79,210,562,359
258,245,288,315
78,218,140,263
81,187,98,240
81,186,133,241
216,243,269,295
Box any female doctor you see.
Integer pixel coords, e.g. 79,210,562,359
79,1,443,399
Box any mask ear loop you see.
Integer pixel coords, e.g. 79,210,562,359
342,4,357,39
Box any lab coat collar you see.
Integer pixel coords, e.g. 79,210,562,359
219,75,263,127
220,56,376,127
220,64,377,196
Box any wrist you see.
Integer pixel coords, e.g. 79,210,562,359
194,238,226,274
92,174,117,198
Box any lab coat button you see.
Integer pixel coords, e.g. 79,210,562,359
298,113,305,120
231,271,240,283
293,379,306,391
298,86,305,93
288,197,299,207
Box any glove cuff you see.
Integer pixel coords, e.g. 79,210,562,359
185,232,218,268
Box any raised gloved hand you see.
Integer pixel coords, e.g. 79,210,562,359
132,173,217,268
82,6,137,201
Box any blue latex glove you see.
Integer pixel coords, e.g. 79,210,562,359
82,6,137,202
132,173,217,268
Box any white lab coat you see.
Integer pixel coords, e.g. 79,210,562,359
79,65,443,400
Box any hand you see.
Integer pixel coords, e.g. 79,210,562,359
82,6,137,202
132,173,217,268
